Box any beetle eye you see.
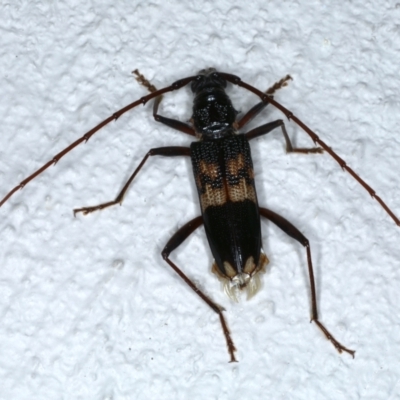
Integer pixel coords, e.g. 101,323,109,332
191,75,205,92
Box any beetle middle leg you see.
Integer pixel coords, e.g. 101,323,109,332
259,207,355,357
161,216,237,362
245,120,323,154
73,146,190,215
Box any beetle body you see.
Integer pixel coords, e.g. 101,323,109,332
190,69,268,300
4,68,388,360
191,135,268,299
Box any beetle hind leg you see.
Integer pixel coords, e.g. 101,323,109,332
259,207,355,357
162,216,237,362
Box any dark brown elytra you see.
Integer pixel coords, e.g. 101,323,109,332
1,69,399,362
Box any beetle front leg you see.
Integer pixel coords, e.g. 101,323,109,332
237,75,292,129
74,146,190,215
133,69,196,137
152,95,196,136
162,216,237,363
259,207,355,357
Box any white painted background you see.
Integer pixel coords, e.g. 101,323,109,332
1,1,400,399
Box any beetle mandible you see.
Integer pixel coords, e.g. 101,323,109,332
2,69,398,362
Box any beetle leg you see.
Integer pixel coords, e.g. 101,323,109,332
152,95,196,136
237,101,270,129
246,120,323,154
162,216,237,363
259,207,355,358
133,69,196,136
74,146,190,216
237,75,292,129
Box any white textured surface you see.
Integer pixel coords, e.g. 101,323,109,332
1,1,400,399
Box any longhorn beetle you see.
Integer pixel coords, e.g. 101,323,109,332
1,69,399,362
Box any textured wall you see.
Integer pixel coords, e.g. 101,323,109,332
0,1,399,399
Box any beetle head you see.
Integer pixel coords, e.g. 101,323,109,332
191,68,238,139
191,68,227,93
